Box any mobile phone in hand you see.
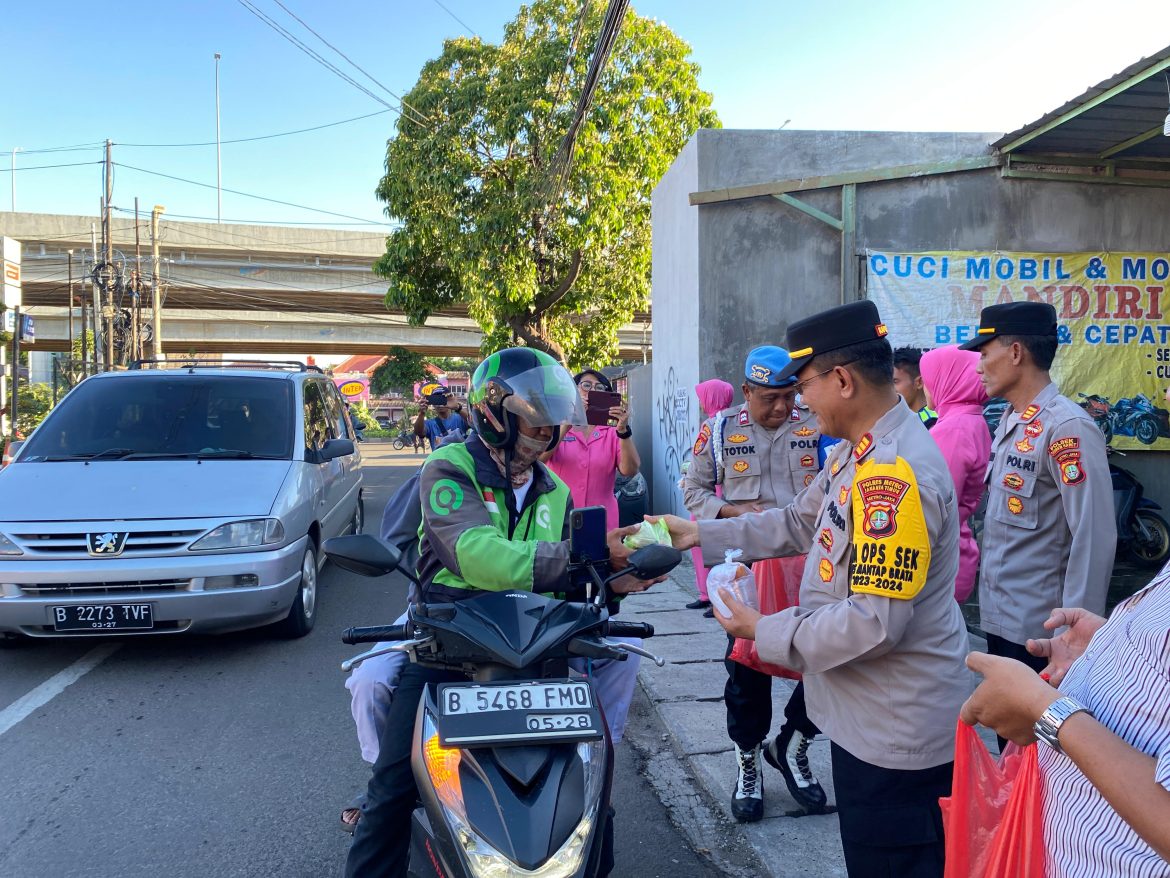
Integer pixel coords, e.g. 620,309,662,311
570,505,608,563
586,390,622,426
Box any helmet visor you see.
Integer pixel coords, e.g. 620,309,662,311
498,365,587,429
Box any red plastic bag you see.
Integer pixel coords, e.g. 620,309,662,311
939,721,1045,878
728,555,805,680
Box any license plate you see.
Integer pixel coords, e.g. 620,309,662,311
51,603,154,631
441,681,592,716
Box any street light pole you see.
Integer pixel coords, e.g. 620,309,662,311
10,147,21,211
215,52,223,224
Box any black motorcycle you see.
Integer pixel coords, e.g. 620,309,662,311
1110,448,1170,567
324,533,679,878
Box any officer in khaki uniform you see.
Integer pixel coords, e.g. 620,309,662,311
657,301,970,878
683,346,832,821
959,302,1115,709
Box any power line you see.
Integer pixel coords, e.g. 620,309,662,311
6,142,105,156
268,0,433,129
114,162,395,226
117,108,394,148
112,204,397,229
430,0,478,37
0,160,103,173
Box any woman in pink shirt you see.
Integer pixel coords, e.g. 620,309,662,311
544,369,640,529
919,346,991,602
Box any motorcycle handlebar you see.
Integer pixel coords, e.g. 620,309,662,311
605,620,655,639
341,624,410,645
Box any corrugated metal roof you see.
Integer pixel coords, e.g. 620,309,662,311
993,45,1170,158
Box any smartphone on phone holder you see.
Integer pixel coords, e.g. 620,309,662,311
569,506,608,598
585,390,622,426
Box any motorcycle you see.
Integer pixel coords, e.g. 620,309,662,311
1110,447,1170,567
325,533,680,878
1077,393,1113,444
1110,394,1170,446
391,430,415,451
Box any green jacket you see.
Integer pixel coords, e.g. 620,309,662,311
417,436,574,604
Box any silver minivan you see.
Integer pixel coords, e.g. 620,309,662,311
0,362,362,640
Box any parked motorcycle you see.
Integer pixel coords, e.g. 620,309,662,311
391,430,414,451
1077,393,1113,444
1110,448,1170,567
325,533,680,878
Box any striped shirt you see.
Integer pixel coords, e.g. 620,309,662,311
1040,566,1170,877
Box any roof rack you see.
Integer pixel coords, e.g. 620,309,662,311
129,359,324,373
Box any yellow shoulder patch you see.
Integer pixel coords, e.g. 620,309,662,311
848,457,930,600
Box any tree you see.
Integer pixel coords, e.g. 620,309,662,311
375,0,719,368
15,383,53,436
370,345,430,397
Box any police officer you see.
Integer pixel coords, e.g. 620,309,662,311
683,345,831,821
959,302,1115,739
657,301,970,878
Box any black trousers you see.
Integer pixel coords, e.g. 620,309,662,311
724,633,819,749
831,743,952,878
985,633,1046,751
346,662,616,878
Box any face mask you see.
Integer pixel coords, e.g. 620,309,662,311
513,431,549,466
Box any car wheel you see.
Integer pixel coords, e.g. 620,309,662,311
351,496,365,535
276,542,319,638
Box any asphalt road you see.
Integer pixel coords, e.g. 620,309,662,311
0,443,718,878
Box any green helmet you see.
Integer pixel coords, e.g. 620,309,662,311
469,347,586,451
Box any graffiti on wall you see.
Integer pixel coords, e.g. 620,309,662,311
655,366,695,515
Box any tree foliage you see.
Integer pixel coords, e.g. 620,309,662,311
375,0,718,368
370,345,430,397
15,383,53,436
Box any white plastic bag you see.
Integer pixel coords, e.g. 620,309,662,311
707,549,758,617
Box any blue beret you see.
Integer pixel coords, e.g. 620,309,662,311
744,346,797,387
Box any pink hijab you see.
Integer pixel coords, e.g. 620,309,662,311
695,379,734,419
919,347,986,415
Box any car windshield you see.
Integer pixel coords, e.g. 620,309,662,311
19,375,294,462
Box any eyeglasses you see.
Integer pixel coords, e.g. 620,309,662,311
577,381,606,391
793,360,856,394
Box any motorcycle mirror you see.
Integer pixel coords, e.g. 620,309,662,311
322,534,403,578
624,544,683,581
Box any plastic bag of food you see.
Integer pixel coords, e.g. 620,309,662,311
622,518,672,550
707,549,758,617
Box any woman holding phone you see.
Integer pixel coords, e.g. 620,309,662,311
543,369,640,529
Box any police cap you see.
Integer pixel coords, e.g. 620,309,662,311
958,301,1058,351
744,346,797,388
778,300,890,381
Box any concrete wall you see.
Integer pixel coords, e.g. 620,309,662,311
652,128,1170,510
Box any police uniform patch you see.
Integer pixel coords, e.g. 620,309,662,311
819,559,834,582
1050,439,1085,486
732,460,750,474
1015,437,1034,454
800,454,815,468
790,409,802,421
794,426,815,437
737,410,750,426
693,423,711,456
839,485,850,505
1021,404,1041,421
804,473,815,487
1007,496,1024,515
749,364,772,383
1002,472,1025,491
819,528,834,551
853,433,874,461
728,433,749,444
849,457,930,600
831,460,841,476
1025,420,1043,438
1048,437,1080,457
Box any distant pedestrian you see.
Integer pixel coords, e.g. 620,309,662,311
893,347,938,428
413,389,468,451
686,378,735,612
918,346,990,603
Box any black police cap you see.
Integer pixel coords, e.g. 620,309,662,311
958,302,1058,351
778,300,890,381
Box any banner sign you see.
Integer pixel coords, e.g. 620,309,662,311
867,250,1170,451
334,377,369,401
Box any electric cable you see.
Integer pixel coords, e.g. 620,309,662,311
118,108,393,148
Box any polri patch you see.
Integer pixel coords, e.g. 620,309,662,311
693,423,712,456
1007,496,1024,515
1048,437,1080,458
848,457,930,600
1054,448,1085,485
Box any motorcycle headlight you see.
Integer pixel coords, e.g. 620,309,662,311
0,533,22,556
421,712,606,878
189,519,284,551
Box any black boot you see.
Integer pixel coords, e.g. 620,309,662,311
731,742,764,822
764,725,828,815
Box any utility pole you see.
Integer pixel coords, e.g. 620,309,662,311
67,249,74,360
151,205,165,359
133,198,142,362
214,53,223,223
9,147,21,212
103,141,115,368
90,221,103,372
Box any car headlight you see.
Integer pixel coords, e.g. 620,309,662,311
189,519,284,551
0,533,22,556
421,710,604,878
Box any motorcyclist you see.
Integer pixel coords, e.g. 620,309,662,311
345,347,658,878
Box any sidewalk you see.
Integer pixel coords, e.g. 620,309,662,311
618,556,992,878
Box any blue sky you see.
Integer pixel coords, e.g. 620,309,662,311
6,0,1170,227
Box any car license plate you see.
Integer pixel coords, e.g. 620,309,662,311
51,603,154,631
441,681,592,716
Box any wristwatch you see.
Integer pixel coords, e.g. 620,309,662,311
1034,695,1092,753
